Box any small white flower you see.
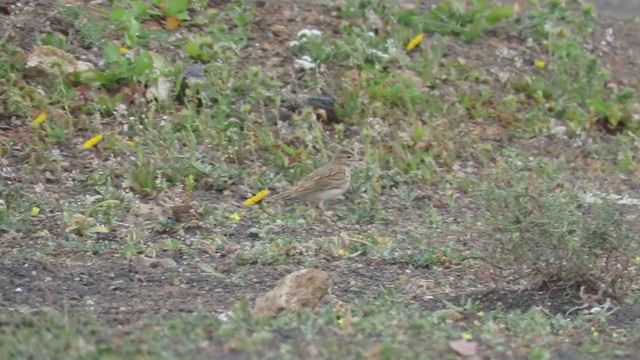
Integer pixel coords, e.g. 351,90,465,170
297,29,322,40
368,49,388,59
294,56,317,70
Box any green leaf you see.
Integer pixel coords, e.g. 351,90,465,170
485,5,514,25
109,8,127,23
164,0,189,16
462,17,487,42
130,0,150,18
586,98,611,115
134,51,154,77
104,42,121,63
184,40,201,58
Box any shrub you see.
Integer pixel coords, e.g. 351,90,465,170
475,171,638,301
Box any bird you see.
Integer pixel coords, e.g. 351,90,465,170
268,148,357,212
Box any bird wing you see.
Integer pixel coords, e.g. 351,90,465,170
271,165,348,200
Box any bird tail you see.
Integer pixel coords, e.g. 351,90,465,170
266,191,290,203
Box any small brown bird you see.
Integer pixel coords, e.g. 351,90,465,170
269,149,357,211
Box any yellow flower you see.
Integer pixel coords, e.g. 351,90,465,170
534,60,546,69
461,333,473,340
82,133,104,149
31,207,40,216
119,47,127,55
244,189,269,206
338,249,347,257
229,213,241,222
406,33,425,52
592,331,599,337
476,311,484,317
33,112,47,125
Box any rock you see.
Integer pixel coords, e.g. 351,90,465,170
305,95,339,123
253,269,332,317
171,203,198,222
366,10,384,32
270,24,287,37
550,125,567,137
145,76,173,103
137,202,164,216
282,10,295,20
175,63,219,107
131,255,177,269
25,46,94,82
281,95,341,123
449,339,478,357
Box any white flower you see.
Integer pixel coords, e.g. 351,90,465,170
368,49,388,59
297,29,322,40
294,56,317,70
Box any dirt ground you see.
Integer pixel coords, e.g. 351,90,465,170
1,0,640,355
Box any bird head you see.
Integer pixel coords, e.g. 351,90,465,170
331,148,358,166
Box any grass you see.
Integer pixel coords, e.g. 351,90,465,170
1,0,640,358
1,292,631,359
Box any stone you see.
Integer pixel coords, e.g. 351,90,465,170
145,76,173,103
25,46,94,82
449,339,478,357
253,268,332,317
131,255,177,269
270,24,287,37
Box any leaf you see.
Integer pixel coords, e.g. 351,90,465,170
485,5,513,24
82,133,104,149
462,18,487,42
184,40,200,58
130,0,151,18
163,0,188,16
87,226,110,233
406,33,425,51
104,42,121,63
109,8,127,23
586,99,611,115
133,51,154,77
165,15,181,30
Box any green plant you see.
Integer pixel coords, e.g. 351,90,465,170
398,0,514,42
164,238,183,251
288,29,335,65
37,33,71,51
128,158,162,198
109,0,156,45
77,42,156,89
184,35,238,62
233,242,285,265
475,169,638,300
64,200,120,237
77,20,105,49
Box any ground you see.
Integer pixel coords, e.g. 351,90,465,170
1,0,640,359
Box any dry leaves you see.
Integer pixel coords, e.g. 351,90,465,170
165,15,180,30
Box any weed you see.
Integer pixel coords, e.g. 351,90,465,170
397,0,514,42
475,163,638,300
